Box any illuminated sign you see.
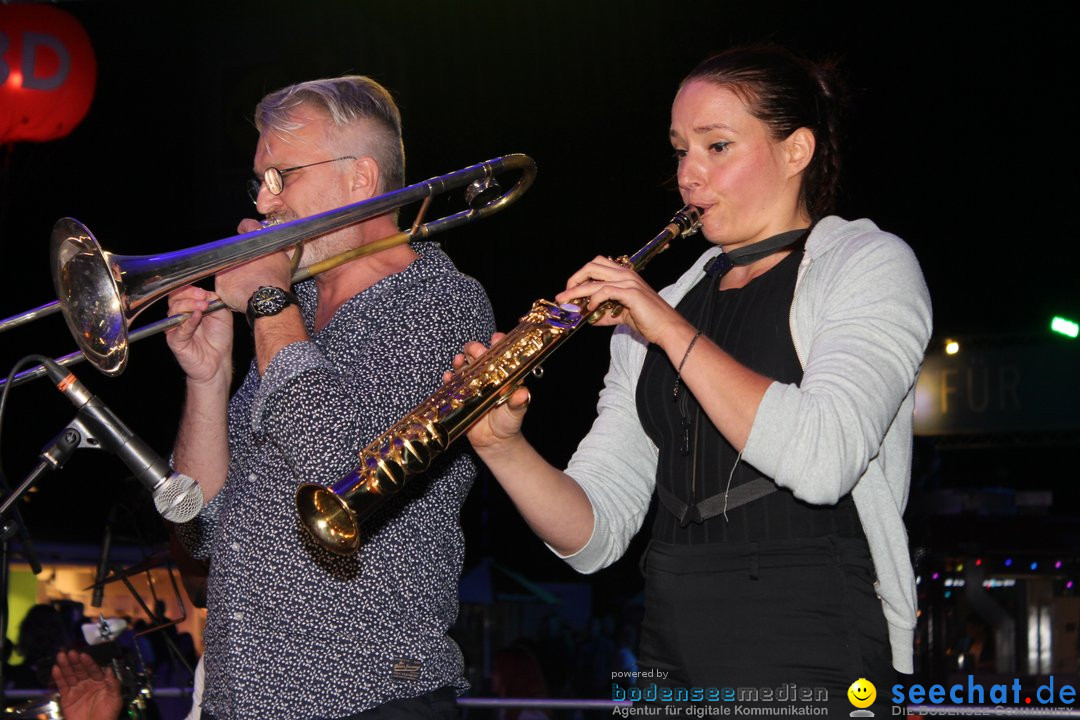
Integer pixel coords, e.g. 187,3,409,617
914,344,1080,435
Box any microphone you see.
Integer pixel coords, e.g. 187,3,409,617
90,506,116,608
40,359,204,522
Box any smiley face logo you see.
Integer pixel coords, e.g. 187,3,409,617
847,678,876,708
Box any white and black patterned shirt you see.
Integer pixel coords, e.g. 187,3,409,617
180,242,495,720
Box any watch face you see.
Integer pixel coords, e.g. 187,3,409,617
247,287,298,326
251,287,286,315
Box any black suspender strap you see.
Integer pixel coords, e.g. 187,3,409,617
657,478,778,526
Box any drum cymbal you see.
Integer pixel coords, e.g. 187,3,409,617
84,550,173,590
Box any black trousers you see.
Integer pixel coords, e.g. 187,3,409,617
199,687,458,720
637,536,894,715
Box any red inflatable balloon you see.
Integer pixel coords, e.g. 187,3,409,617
0,4,97,143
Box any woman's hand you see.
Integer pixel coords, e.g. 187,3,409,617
554,256,691,349
446,334,532,452
446,335,594,556
164,285,234,385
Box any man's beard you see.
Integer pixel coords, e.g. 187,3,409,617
293,230,357,269
262,208,354,270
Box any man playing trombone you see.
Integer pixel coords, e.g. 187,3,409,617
168,76,495,720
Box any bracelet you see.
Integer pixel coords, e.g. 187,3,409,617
672,329,703,401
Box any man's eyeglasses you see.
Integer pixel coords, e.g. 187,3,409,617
247,156,356,203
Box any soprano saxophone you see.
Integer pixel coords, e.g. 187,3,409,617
296,205,702,555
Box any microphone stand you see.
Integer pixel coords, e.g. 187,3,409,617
0,421,79,711
0,476,44,713
0,415,103,518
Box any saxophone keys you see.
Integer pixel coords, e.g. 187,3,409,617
399,436,433,471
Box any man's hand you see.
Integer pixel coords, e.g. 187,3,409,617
165,285,234,385
52,650,123,720
214,219,294,312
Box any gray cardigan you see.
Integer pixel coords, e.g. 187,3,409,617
558,216,932,673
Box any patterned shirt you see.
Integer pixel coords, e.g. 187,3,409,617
180,242,495,720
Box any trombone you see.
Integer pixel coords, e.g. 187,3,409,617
1,154,536,389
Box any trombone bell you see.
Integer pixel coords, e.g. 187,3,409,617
51,219,130,376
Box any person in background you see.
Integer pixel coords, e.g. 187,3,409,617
490,644,549,720
7,603,69,689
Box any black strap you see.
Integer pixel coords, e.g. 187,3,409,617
703,227,809,277
657,478,778,526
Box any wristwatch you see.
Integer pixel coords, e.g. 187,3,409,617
245,286,299,327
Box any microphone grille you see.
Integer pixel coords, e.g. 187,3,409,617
154,473,205,523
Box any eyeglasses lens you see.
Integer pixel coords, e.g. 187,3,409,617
264,168,284,195
247,168,286,205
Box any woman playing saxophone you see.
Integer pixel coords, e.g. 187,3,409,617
459,45,932,713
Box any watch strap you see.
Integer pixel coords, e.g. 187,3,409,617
245,286,299,328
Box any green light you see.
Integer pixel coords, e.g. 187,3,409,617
1051,316,1079,338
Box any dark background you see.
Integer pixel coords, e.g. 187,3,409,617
1,0,1078,641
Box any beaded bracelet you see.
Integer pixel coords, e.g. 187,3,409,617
672,328,703,401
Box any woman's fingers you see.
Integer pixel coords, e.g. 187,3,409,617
447,332,509,382
505,385,531,410
563,256,626,292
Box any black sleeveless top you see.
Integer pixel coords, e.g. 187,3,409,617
636,244,865,545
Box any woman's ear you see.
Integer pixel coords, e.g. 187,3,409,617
784,127,816,177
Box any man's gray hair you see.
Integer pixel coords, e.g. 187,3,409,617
255,75,405,192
